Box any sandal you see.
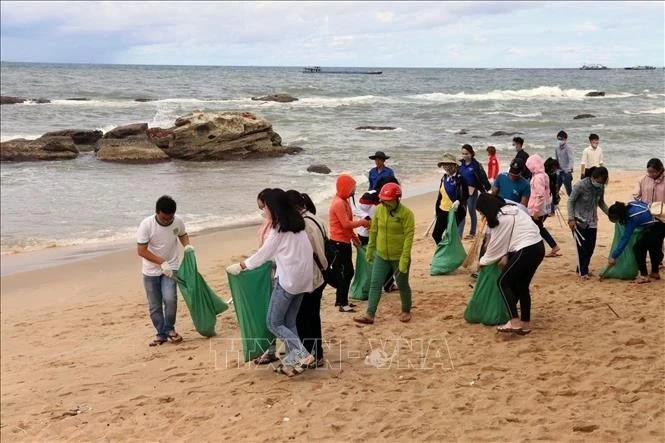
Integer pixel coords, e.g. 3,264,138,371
299,354,316,368
339,305,356,313
649,273,661,281
254,352,279,365
353,315,374,324
545,248,562,258
149,338,167,347
278,365,305,377
307,358,326,369
168,331,183,344
399,312,411,323
635,276,651,284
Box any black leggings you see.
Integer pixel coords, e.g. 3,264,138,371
498,241,545,322
634,222,665,276
432,206,466,245
534,216,557,249
331,241,353,306
297,283,325,359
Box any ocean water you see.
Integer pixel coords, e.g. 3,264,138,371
1,62,664,254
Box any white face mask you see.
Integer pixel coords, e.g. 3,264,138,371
557,140,565,147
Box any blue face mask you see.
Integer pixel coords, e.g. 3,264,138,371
592,181,603,189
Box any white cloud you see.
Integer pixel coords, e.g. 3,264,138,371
575,22,599,32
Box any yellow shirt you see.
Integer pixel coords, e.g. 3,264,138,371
439,186,453,211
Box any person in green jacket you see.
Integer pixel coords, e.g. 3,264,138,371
354,183,415,324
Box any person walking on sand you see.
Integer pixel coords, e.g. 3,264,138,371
354,183,415,325
511,137,531,180
554,130,575,196
607,201,660,284
226,189,316,377
432,152,469,244
526,154,561,257
632,158,665,271
286,190,328,368
491,158,531,208
137,195,190,347
486,145,500,184
367,151,395,191
329,174,370,312
476,193,545,335
580,133,605,179
459,144,491,240
567,167,610,279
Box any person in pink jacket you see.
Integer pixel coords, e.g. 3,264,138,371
526,154,561,257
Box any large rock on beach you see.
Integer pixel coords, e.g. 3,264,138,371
95,138,170,163
491,131,524,137
307,164,331,174
161,111,294,161
146,128,174,148
65,98,90,101
585,91,605,97
574,114,596,120
251,93,298,103
1,96,26,105
0,137,78,162
103,123,149,139
356,126,396,131
41,129,103,146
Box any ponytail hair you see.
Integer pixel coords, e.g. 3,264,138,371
476,193,506,228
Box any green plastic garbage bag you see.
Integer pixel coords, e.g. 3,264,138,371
430,213,467,275
227,261,275,362
464,263,510,325
350,245,371,301
600,224,641,280
177,248,228,337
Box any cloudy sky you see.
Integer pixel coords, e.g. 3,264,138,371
1,1,663,68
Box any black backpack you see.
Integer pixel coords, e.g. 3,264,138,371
304,216,339,288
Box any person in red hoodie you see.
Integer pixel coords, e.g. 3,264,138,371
486,145,499,184
329,174,370,312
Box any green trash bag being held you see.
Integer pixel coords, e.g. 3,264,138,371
464,263,510,325
227,261,275,362
430,212,467,275
177,248,228,337
350,244,371,301
600,224,641,280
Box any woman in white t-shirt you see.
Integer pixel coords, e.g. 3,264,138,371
227,189,316,377
477,193,545,335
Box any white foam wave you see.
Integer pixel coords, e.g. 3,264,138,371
0,133,43,142
294,95,397,108
409,86,636,102
624,107,665,115
355,127,405,133
484,111,543,118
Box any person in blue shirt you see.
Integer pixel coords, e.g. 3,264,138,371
607,200,660,284
492,158,531,207
459,144,491,239
367,151,395,191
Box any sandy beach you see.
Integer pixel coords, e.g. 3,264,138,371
1,170,663,442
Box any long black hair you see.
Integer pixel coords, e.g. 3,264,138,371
476,193,507,228
608,201,629,224
285,190,317,215
263,188,305,233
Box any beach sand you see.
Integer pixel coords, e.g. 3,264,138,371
1,171,663,442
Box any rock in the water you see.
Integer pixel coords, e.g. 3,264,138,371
251,94,298,103
491,131,524,137
32,98,51,104
103,123,149,139
1,96,26,105
307,164,331,174
456,129,468,135
162,111,294,161
471,136,484,139
1,137,78,161
65,97,90,101
574,114,596,120
134,98,154,102
41,129,103,146
146,128,174,149
585,91,605,97
355,126,396,131
96,139,170,163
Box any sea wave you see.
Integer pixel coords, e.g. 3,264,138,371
484,111,543,118
408,86,636,102
623,107,665,115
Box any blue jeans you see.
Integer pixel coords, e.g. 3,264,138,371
460,190,479,237
143,273,178,340
557,171,573,196
267,279,310,366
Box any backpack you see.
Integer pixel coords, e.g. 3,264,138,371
304,216,339,288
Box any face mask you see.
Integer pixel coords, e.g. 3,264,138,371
461,154,471,161
557,140,565,147
382,200,398,210
591,142,599,148
592,181,603,189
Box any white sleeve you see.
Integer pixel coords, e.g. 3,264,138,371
580,148,587,166
137,219,150,244
599,148,604,166
177,218,187,236
245,229,279,269
479,217,513,266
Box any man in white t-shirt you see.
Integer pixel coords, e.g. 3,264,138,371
137,195,190,347
580,133,605,179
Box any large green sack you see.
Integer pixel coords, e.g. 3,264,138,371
227,261,275,362
464,263,510,325
350,245,371,300
600,224,641,280
177,249,228,337
430,213,467,275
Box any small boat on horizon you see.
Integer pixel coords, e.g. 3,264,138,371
624,65,656,70
302,66,383,75
580,64,608,70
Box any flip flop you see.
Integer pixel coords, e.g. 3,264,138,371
149,338,167,347
339,305,356,313
254,353,279,365
516,329,532,335
545,251,562,258
353,315,374,324
399,312,411,323
168,331,183,344
496,326,522,334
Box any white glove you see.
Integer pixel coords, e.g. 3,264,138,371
160,261,173,278
452,200,460,211
184,244,195,252
226,263,243,276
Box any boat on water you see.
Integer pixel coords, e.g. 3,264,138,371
302,66,383,75
624,65,656,70
580,64,608,70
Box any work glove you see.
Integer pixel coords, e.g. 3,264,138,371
226,263,243,276
184,244,195,252
452,200,460,212
160,261,173,278
398,258,409,274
